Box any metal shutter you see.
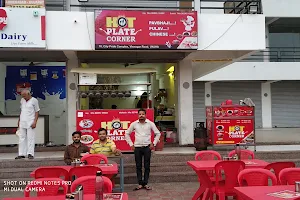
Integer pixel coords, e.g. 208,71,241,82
193,82,205,127
211,81,262,128
79,0,179,12
271,81,300,127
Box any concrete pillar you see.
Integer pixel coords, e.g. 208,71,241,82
176,60,193,145
66,59,79,145
264,25,270,62
0,63,6,114
261,82,272,128
204,82,212,106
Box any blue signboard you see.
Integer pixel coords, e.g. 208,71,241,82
5,66,66,101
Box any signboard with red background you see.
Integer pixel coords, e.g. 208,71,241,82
76,109,154,151
95,10,198,50
206,106,255,145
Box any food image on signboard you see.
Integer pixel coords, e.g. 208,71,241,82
178,37,198,49
191,31,197,36
81,135,94,144
183,31,190,36
79,119,94,129
241,132,254,144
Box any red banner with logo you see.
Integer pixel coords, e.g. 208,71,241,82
214,118,254,145
95,10,198,50
76,109,154,151
206,106,255,145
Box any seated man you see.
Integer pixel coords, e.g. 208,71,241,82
90,128,121,156
64,131,89,165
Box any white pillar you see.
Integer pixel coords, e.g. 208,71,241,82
176,60,193,145
261,82,272,128
204,82,212,106
264,25,270,62
0,63,6,114
66,59,79,145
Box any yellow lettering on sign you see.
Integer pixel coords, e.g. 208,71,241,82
101,121,131,130
106,17,136,28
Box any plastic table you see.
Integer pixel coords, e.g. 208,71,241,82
3,193,128,200
234,185,300,200
187,159,270,200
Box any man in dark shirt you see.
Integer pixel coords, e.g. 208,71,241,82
64,131,89,165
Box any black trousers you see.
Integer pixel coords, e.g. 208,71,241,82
134,145,151,186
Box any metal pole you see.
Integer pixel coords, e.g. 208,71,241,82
120,156,124,192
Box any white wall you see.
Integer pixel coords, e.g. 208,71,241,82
262,0,300,17
45,11,265,51
198,14,266,50
196,62,300,81
0,63,6,114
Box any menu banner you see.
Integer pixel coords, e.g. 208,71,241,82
95,10,198,50
214,119,254,145
76,109,154,151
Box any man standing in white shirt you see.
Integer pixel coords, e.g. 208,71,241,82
125,108,161,191
15,89,40,160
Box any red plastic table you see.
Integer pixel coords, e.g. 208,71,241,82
3,193,128,200
187,159,270,200
30,164,118,179
234,185,300,200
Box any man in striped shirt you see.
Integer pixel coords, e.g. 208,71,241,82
90,128,121,156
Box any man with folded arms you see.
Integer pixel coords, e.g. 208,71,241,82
125,108,161,191
90,128,121,156
64,131,89,165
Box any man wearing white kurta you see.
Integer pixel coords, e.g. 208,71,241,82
15,89,40,159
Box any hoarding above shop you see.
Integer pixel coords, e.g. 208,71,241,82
5,0,45,8
95,10,198,50
0,8,45,48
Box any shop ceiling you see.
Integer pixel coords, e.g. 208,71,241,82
0,50,189,63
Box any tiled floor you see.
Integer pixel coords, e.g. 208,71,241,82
1,145,300,160
0,182,199,199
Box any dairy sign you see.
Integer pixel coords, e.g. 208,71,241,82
76,109,155,151
0,8,46,48
95,10,198,50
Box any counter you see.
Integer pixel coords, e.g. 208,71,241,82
0,115,49,145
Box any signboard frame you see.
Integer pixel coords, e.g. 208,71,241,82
206,105,256,150
94,9,198,50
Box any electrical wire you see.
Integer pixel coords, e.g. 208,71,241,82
200,13,243,51
83,2,94,50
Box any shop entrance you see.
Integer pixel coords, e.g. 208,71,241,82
73,63,177,151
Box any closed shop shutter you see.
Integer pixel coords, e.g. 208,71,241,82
80,0,179,12
193,82,205,127
211,81,262,128
271,81,300,127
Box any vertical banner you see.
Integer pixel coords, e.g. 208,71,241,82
76,109,155,151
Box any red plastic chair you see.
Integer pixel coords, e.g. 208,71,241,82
195,150,222,160
228,149,254,160
238,168,277,186
81,154,108,165
69,165,101,180
70,175,113,194
265,162,295,180
34,167,69,181
24,178,68,197
195,150,222,182
212,161,245,200
279,168,300,185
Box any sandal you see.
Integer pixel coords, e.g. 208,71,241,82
133,185,143,191
144,185,152,190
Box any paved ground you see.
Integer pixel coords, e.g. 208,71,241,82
0,182,199,199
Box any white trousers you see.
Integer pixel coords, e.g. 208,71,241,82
18,127,35,156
